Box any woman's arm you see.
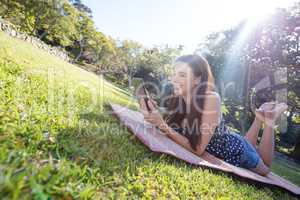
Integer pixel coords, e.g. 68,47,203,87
159,92,221,156
159,124,203,156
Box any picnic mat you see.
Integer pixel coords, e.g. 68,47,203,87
110,103,300,196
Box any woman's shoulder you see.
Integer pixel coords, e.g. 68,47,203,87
205,91,221,104
203,91,222,123
205,90,220,96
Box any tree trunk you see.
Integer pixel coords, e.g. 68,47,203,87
241,63,251,134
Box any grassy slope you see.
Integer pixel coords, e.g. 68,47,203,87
0,31,298,199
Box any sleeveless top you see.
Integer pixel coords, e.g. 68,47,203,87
172,112,245,167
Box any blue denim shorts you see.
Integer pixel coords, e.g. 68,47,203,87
237,134,260,169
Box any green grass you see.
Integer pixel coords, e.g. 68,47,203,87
0,31,299,199
271,156,300,187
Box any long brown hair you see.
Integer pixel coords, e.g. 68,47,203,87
164,54,216,150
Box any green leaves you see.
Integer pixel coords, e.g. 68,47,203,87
0,4,299,199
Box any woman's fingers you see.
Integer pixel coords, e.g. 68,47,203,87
138,98,142,108
148,100,156,111
150,98,158,107
144,115,153,123
148,99,160,113
139,98,148,112
140,99,153,123
141,110,149,117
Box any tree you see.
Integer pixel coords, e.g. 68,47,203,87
69,0,92,18
196,3,300,159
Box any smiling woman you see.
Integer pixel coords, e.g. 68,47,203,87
165,55,216,150
139,54,288,177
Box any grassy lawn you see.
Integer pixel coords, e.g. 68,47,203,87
271,156,300,187
0,31,299,199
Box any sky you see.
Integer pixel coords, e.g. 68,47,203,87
83,0,298,53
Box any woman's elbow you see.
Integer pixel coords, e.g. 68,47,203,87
195,146,206,156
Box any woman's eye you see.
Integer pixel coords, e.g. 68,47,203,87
179,73,186,77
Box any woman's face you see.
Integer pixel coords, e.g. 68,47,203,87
170,62,200,96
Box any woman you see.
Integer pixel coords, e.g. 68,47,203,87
139,54,287,176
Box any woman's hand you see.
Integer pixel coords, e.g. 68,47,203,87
139,98,167,131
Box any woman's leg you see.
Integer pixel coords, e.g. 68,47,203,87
244,117,262,147
244,102,276,146
257,122,275,167
257,103,288,167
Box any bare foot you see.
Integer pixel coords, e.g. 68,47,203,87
255,109,265,122
264,103,288,127
255,102,276,122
